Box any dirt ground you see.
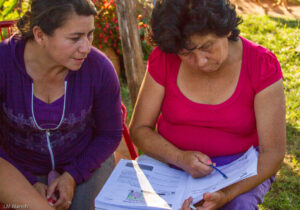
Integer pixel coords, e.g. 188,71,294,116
232,0,300,19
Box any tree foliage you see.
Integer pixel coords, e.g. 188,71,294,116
0,0,30,21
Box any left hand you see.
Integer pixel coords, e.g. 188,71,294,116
47,172,76,210
181,191,228,210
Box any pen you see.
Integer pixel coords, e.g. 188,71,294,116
209,164,228,179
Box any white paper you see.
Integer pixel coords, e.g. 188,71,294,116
95,146,258,210
183,146,258,205
95,159,188,209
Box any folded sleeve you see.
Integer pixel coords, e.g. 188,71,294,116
147,47,167,86
252,50,283,94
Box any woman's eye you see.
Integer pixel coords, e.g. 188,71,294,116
88,33,94,40
201,43,212,50
70,37,80,41
180,51,191,56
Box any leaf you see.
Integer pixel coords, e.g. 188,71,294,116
3,0,18,18
0,0,6,8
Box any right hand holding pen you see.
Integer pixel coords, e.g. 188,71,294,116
177,151,213,178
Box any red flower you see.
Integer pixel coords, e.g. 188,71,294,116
93,0,152,58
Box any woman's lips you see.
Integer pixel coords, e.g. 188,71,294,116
73,58,85,63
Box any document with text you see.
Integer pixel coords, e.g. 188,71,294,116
95,146,258,210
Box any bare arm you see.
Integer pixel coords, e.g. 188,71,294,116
189,79,286,209
222,79,286,202
129,72,213,177
0,158,54,210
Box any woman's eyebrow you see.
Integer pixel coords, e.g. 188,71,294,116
195,40,212,49
69,29,95,36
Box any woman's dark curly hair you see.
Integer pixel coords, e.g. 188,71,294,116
17,0,97,41
148,0,242,54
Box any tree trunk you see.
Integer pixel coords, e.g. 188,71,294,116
115,0,145,107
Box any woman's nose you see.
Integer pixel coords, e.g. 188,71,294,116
195,52,208,67
79,37,91,54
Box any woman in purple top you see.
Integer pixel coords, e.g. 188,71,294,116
0,0,122,209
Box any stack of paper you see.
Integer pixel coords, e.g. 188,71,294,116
95,146,258,210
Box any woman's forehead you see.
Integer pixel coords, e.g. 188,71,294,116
189,33,218,44
55,13,94,33
183,33,216,49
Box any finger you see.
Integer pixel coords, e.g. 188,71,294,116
194,199,205,207
182,197,194,210
53,188,70,209
203,193,210,200
201,193,216,209
56,205,67,210
194,153,212,166
189,160,213,177
47,181,58,199
41,185,48,198
37,185,48,198
53,196,66,209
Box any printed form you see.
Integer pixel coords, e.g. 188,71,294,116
95,146,258,210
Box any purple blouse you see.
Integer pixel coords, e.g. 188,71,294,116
34,96,64,129
0,36,123,185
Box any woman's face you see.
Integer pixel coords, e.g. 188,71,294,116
42,13,95,71
178,33,229,73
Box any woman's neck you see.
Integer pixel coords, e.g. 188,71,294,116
224,38,243,68
24,40,68,82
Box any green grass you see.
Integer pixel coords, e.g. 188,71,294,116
121,14,300,209
239,14,300,210
120,78,133,122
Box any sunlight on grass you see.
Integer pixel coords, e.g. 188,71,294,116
283,154,300,175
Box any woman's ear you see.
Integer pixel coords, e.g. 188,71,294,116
32,25,46,47
227,32,232,38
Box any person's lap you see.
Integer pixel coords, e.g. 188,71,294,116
36,155,115,210
210,149,275,210
219,175,275,210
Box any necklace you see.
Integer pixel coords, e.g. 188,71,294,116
31,81,68,171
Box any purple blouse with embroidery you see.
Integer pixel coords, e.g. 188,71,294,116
0,36,123,185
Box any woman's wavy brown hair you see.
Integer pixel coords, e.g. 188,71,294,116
148,0,242,54
17,0,97,40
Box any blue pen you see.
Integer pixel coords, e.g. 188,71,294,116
209,164,228,179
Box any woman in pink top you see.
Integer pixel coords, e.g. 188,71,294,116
129,0,286,209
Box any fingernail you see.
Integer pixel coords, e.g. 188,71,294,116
207,160,212,164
